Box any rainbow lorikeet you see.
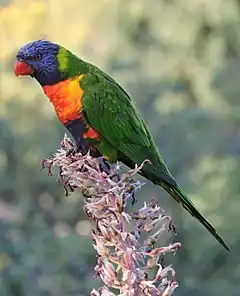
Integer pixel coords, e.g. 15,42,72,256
14,40,230,251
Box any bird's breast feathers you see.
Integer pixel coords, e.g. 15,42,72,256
42,74,84,124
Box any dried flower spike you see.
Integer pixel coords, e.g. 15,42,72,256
42,135,180,296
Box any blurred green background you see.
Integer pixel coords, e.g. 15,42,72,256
0,0,240,295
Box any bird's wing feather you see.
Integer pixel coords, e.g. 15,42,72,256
82,73,162,167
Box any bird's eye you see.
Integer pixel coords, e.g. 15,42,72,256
26,54,41,61
35,53,42,60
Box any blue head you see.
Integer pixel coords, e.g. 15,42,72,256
15,40,65,86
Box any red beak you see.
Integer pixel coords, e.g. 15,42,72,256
14,61,33,76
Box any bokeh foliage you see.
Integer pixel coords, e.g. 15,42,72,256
0,0,240,295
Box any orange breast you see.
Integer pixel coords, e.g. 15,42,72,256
43,75,84,124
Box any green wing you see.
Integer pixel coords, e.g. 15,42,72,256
81,73,170,177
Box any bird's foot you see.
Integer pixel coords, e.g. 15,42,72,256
98,156,111,174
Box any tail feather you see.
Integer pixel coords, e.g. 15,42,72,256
160,181,231,252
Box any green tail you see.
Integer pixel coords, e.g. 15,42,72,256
159,181,231,252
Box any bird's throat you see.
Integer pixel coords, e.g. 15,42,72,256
42,75,84,124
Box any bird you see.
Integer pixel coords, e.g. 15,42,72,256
14,40,230,252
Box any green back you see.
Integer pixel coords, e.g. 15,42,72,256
57,47,174,183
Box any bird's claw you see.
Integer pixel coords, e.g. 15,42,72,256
98,157,111,174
